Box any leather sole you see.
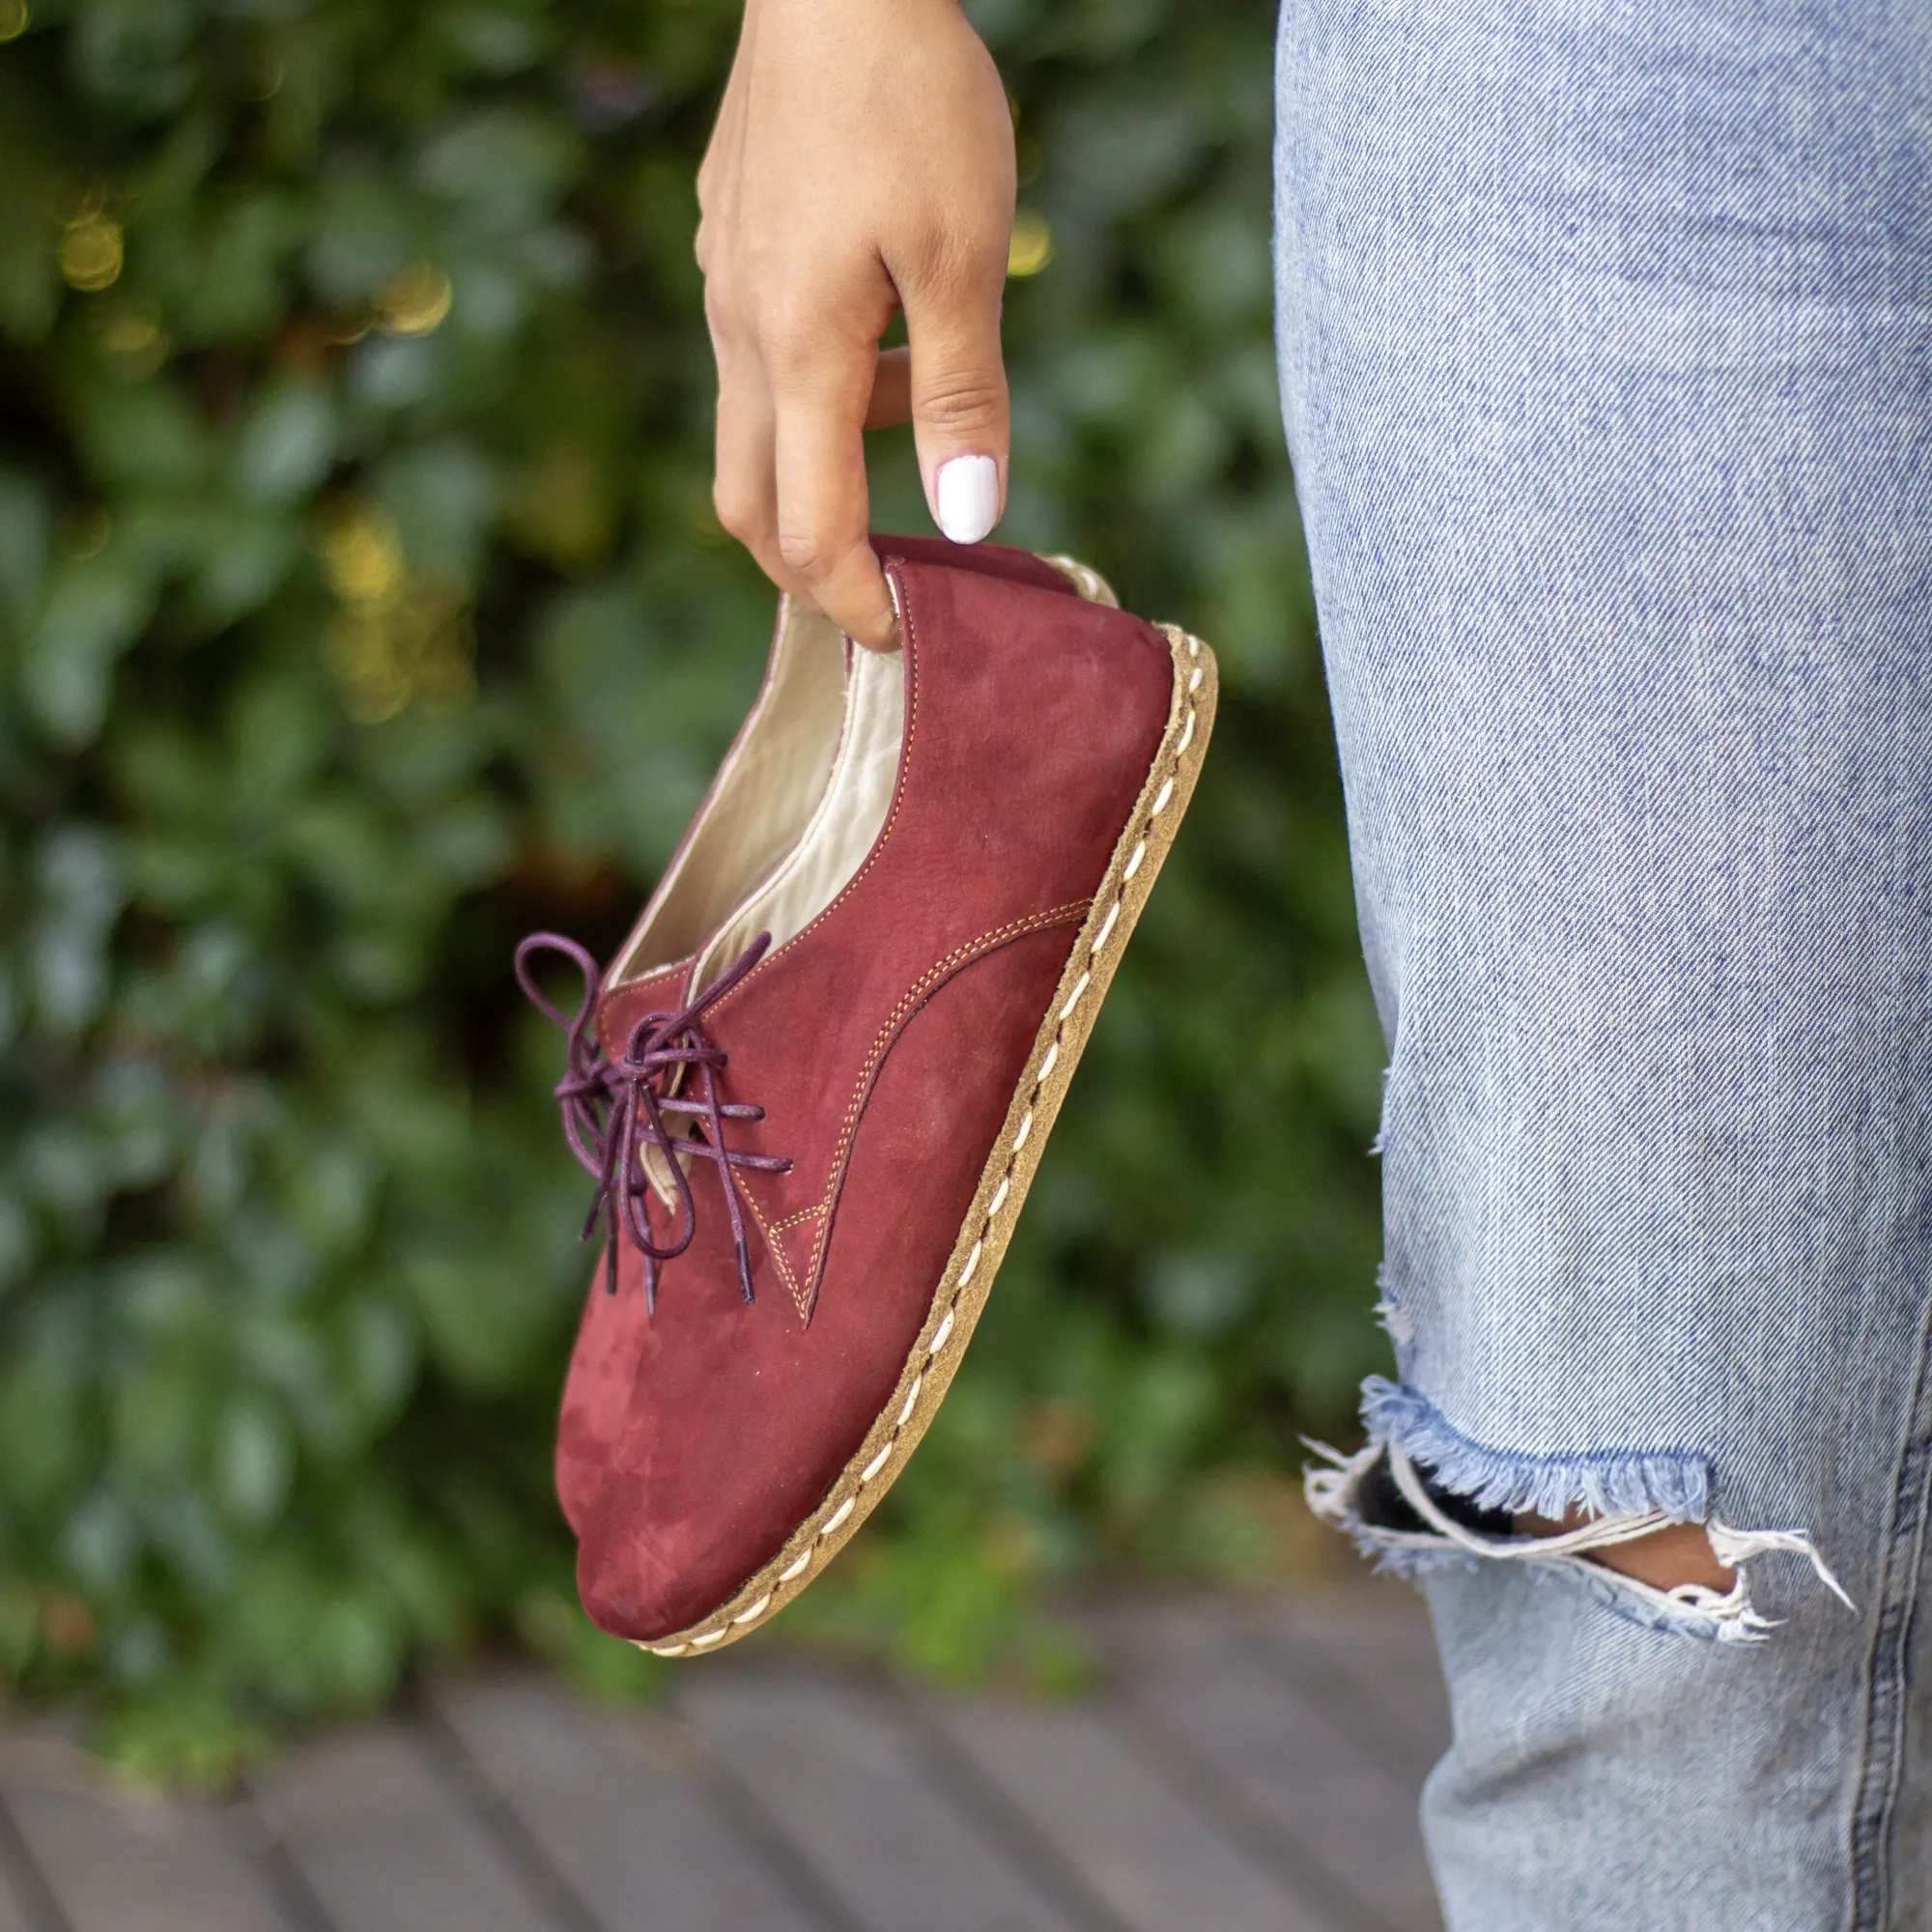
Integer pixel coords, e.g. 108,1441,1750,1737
638,614,1219,1657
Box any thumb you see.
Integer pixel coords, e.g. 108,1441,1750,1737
901,278,1009,546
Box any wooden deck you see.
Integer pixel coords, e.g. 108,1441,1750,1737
0,1585,1447,1932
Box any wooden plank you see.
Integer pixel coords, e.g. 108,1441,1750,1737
0,1755,289,1932
1099,1602,1441,1932
0,1870,31,1932
0,1800,54,1932
676,1666,1076,1932
1255,1587,1451,1781
437,1675,817,1932
920,1689,1342,1932
249,1722,554,1932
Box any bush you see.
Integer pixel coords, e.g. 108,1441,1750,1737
0,0,1387,1776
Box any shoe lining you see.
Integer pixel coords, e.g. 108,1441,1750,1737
608,598,906,995
690,638,905,988
609,601,850,985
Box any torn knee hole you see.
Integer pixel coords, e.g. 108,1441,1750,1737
1306,1431,1854,1643
1515,1509,1735,1593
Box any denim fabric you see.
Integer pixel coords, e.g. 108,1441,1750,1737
1272,3,1932,1925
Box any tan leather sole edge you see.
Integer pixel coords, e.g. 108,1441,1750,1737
637,614,1219,1658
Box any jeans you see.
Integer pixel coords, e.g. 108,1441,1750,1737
1271,3,1932,1924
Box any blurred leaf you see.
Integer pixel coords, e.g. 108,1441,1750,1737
213,1396,295,1527
69,0,201,118
0,468,52,636
416,106,579,226
20,547,158,747
231,380,338,504
0,0,1388,1778
374,439,497,586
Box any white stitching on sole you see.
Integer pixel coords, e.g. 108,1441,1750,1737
665,623,1208,1654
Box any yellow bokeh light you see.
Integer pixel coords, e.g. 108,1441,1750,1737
0,1,28,43
1007,209,1052,279
377,261,453,336
59,212,123,293
98,310,169,375
320,507,406,611
327,585,473,724
314,503,473,723
99,312,159,356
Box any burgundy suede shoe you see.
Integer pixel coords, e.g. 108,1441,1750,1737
517,536,1216,1654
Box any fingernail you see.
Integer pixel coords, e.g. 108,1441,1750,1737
934,454,1000,545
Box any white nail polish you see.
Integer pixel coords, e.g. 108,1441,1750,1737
934,454,1000,545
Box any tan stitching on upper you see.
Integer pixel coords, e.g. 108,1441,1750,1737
740,899,1092,1320
741,1190,812,1321
792,900,1090,1312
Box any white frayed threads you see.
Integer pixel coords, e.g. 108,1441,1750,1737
1306,1436,1856,1644
1373,1299,1416,1348
1708,1521,1855,1611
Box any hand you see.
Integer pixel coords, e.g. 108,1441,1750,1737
696,0,1015,649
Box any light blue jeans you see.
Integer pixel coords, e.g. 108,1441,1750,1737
1273,4,1932,1925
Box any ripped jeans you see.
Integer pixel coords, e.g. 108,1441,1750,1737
1273,2,1932,1925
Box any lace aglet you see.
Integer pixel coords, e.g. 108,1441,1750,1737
644,1252,659,1316
735,1237,755,1305
603,1242,618,1296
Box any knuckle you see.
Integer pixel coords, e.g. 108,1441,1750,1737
903,221,1007,298
757,317,822,387
915,374,1007,435
754,293,853,387
775,525,840,581
712,479,765,543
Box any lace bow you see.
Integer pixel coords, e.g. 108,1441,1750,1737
515,931,791,1309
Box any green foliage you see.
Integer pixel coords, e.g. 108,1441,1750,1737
0,0,1388,1771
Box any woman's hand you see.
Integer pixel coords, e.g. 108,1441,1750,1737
696,0,1015,649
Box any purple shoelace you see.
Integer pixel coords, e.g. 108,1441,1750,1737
514,930,792,1309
